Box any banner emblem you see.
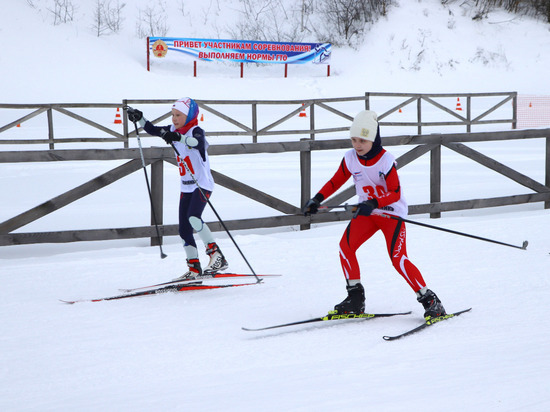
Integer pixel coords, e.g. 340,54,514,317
152,39,168,58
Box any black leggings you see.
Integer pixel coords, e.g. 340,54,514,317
178,189,211,247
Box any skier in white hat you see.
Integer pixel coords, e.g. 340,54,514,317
127,98,228,280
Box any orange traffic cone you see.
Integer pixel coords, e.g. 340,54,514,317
200,114,204,121
456,98,462,111
399,108,402,113
529,102,532,108
299,104,307,118
114,107,122,124
16,123,21,127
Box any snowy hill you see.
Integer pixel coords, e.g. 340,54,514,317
2,0,550,104
1,1,550,411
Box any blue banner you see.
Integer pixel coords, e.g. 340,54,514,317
149,37,331,65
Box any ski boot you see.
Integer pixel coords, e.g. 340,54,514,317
417,289,446,319
203,242,229,275
333,283,365,314
173,258,202,281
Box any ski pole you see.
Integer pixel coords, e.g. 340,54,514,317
132,121,167,259
382,214,528,250
169,142,261,283
321,204,528,250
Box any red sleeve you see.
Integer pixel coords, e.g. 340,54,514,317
376,164,401,207
318,158,351,200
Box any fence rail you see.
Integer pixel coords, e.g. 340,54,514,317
1,127,548,247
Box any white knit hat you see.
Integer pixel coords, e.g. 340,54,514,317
349,110,378,142
172,97,193,116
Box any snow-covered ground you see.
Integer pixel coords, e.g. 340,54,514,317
1,0,550,411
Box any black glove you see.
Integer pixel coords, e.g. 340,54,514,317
302,193,324,216
127,107,143,123
160,130,182,144
353,199,378,218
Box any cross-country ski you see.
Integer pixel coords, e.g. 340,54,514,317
60,281,259,304
383,308,472,341
242,310,412,331
119,273,280,293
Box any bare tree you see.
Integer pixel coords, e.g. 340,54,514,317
528,0,550,22
104,0,125,33
92,0,108,36
198,0,222,25
178,0,189,18
324,0,364,42
136,2,168,38
91,0,125,37
448,0,550,22
298,0,315,33
308,0,396,47
47,0,76,25
229,0,306,42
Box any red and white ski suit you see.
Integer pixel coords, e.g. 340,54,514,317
318,148,426,292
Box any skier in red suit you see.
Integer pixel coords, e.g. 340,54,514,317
303,110,446,318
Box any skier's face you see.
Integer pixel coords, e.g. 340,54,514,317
351,137,373,156
172,108,188,129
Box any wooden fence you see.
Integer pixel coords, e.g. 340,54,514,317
0,92,517,148
1,127,549,247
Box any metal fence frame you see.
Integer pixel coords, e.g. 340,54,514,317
0,92,517,148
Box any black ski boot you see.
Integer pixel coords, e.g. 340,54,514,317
417,289,446,319
334,283,365,314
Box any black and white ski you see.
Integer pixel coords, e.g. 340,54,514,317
382,308,472,341
61,281,259,304
242,310,412,331
119,273,280,293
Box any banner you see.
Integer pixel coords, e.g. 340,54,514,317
148,37,331,66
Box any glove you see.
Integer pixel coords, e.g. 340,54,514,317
160,130,182,144
127,107,143,123
353,199,378,218
302,194,324,216
302,198,320,216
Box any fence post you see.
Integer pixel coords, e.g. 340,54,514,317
122,99,129,148
430,142,441,218
47,107,54,150
417,97,422,135
512,92,518,130
300,138,312,230
252,103,257,143
466,95,472,133
546,136,550,210
365,92,370,110
47,106,55,150
309,103,315,140
150,159,164,246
